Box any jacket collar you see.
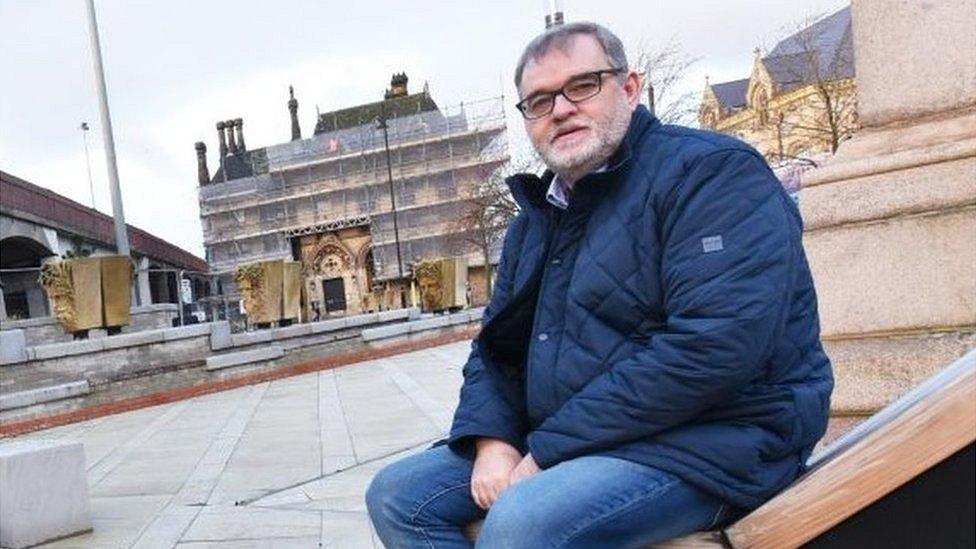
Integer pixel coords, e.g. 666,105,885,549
506,105,659,211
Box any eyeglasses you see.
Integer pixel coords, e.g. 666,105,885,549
516,68,626,120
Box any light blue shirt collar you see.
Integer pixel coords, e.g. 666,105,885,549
545,164,608,210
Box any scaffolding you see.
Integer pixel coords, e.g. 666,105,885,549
198,96,509,282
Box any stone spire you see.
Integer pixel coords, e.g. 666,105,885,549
288,86,301,141
195,142,210,185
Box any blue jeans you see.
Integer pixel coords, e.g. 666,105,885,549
366,445,734,548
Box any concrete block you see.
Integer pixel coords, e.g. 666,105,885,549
0,439,92,548
361,324,410,342
409,316,451,333
408,307,422,320
469,308,485,322
206,345,284,371
32,339,104,361
164,323,213,341
310,318,348,334
101,328,165,350
230,330,273,347
0,381,91,412
345,313,380,328
377,309,410,323
0,329,28,364
271,324,312,340
210,321,232,350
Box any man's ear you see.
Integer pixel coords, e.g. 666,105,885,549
624,71,641,109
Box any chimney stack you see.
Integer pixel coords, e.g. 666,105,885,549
225,119,238,153
216,121,228,158
288,86,301,141
544,0,564,29
234,118,246,152
195,142,210,185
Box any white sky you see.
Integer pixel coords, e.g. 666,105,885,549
0,0,847,258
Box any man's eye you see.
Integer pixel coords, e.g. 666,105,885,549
526,96,552,112
566,80,598,97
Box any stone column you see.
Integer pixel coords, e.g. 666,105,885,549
0,283,7,322
136,256,152,307
801,0,976,421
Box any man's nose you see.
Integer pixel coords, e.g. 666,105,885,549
551,93,578,120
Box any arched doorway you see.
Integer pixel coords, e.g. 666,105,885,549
0,236,55,319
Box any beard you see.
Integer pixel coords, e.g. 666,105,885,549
533,97,633,181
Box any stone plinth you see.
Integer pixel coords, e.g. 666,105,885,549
802,0,976,415
0,439,92,548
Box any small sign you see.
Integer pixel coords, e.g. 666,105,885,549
181,278,193,303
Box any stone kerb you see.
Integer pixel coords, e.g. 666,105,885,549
0,381,91,412
0,439,92,548
0,303,179,346
361,307,484,342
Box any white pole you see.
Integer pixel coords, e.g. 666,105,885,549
80,122,96,209
84,0,130,256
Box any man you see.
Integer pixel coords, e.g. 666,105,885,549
367,22,832,548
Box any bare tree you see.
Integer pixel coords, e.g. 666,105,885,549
769,12,858,157
633,37,700,125
450,154,540,301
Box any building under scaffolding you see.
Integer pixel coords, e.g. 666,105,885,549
195,74,508,318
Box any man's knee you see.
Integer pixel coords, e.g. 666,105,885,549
478,486,555,546
366,461,409,525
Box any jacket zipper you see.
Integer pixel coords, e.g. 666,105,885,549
524,206,566,428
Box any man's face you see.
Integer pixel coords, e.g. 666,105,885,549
518,34,640,181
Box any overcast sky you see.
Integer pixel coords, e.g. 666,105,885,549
0,0,847,258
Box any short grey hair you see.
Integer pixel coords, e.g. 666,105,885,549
514,22,629,91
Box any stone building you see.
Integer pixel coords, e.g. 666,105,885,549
196,75,508,318
699,6,858,164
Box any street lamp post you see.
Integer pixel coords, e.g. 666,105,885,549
376,108,406,308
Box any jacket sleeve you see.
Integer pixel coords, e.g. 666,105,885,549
447,215,529,454
526,149,798,468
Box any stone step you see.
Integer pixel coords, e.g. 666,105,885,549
0,381,91,412
205,345,285,371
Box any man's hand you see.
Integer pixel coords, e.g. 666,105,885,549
508,453,541,486
471,438,522,510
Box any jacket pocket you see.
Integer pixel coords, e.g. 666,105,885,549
789,385,827,449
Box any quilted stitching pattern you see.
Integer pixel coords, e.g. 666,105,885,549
448,106,833,510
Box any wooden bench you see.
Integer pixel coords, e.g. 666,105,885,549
467,348,976,547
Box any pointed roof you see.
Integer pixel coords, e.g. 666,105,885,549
710,78,750,109
705,6,854,104
763,6,854,92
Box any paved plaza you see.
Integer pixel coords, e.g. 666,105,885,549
15,340,472,548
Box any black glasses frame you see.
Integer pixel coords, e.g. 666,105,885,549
515,67,626,120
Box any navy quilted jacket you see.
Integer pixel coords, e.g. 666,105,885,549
447,106,833,509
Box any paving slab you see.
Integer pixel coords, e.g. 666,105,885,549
16,340,468,548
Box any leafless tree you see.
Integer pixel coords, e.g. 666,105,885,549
632,37,700,125
450,154,540,300
771,12,858,157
